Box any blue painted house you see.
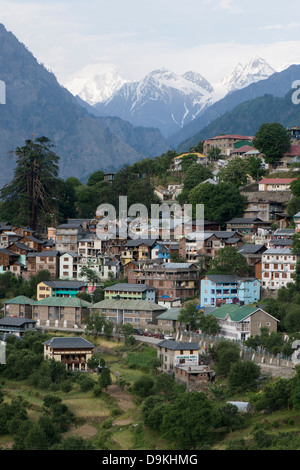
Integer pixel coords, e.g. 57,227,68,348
200,275,260,307
152,243,171,261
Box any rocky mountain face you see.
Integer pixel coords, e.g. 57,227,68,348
0,24,168,188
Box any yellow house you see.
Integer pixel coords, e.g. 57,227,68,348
172,153,208,171
37,280,87,301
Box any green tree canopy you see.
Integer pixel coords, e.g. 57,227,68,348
178,301,202,332
180,154,198,173
208,246,254,276
182,163,213,192
218,157,250,187
87,170,105,186
210,341,241,376
253,123,291,165
188,182,247,227
228,360,261,392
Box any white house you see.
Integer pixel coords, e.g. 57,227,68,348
59,252,80,279
261,248,297,290
258,178,296,192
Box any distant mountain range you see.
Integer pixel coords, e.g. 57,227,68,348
0,24,168,188
1,21,299,191
69,57,278,138
176,90,300,153
173,64,300,152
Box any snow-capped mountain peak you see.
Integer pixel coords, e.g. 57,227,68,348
66,64,128,105
182,71,214,93
220,56,276,94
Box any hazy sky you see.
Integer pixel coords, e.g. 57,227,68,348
1,0,300,85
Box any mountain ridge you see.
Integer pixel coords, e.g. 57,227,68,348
0,24,168,188
170,64,300,150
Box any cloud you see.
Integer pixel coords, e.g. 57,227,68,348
214,0,244,13
259,22,300,31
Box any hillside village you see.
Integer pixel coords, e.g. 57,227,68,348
1,127,300,335
2,124,300,450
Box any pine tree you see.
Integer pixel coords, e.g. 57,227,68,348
0,136,60,230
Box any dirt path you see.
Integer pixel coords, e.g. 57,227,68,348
107,384,136,412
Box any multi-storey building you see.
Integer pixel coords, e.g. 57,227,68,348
156,340,201,373
43,337,94,371
104,283,156,302
32,297,91,328
203,134,254,157
120,239,156,266
200,275,260,307
92,299,166,327
261,248,297,290
59,251,80,279
27,250,60,278
77,232,103,257
179,231,243,262
128,262,199,299
208,304,279,341
55,223,85,252
37,280,87,301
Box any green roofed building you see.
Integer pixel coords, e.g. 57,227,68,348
32,297,91,328
92,299,166,327
4,295,36,318
208,304,279,341
3,295,91,329
156,308,185,332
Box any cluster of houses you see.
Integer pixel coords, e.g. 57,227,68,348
1,128,300,380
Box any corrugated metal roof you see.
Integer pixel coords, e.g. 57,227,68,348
263,248,293,255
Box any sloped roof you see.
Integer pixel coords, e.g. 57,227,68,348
43,337,94,349
35,297,91,307
104,283,153,292
209,304,279,323
4,295,35,305
41,281,87,289
0,317,36,326
156,340,200,350
239,244,266,254
258,178,296,184
92,299,165,311
156,308,183,320
263,248,292,255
